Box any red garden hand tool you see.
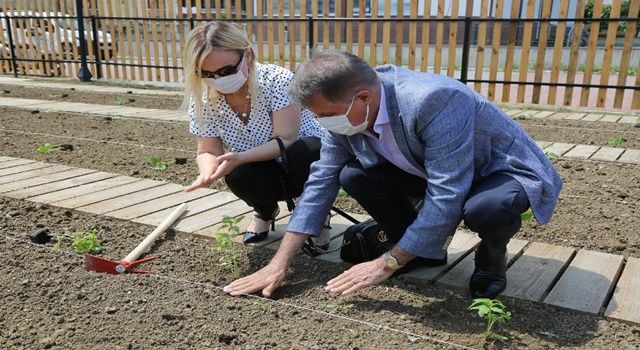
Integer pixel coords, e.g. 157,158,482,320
84,203,188,275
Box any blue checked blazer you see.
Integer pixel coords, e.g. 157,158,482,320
286,65,563,259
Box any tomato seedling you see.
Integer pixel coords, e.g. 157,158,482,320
609,136,627,146
37,143,53,155
544,151,558,162
71,229,103,254
148,155,168,171
210,215,244,274
115,96,128,105
468,298,512,345
520,208,533,221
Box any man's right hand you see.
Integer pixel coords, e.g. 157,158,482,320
223,262,286,297
223,231,309,297
184,153,219,192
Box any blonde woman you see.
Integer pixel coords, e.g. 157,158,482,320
181,21,330,249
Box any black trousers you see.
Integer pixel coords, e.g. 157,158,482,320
339,161,530,250
224,137,321,219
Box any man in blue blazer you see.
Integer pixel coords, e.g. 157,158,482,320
224,50,562,299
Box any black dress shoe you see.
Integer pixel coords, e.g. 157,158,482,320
469,240,508,299
242,209,279,244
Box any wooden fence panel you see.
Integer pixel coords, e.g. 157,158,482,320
597,0,622,107
346,0,354,53
266,0,274,62
473,0,489,92
395,0,404,66
357,0,365,58
547,0,570,105
501,0,522,102
447,0,459,77
277,0,285,66
369,0,378,66
288,0,296,71
407,0,418,70
434,0,445,74
300,0,306,59
531,0,552,104
322,0,329,48
487,0,504,101
256,0,264,61
563,0,587,106
580,0,603,106
419,0,430,71
382,0,391,64
614,0,640,108
335,0,343,50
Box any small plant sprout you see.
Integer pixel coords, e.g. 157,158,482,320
148,155,168,171
71,229,103,254
609,136,627,146
115,96,128,105
210,215,244,273
338,187,349,197
468,298,512,344
520,208,534,222
37,143,53,155
545,151,559,162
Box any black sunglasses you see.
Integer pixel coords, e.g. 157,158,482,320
200,54,244,79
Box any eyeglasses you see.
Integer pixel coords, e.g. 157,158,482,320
200,54,244,79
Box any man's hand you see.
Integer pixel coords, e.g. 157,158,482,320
325,257,394,295
223,262,286,297
223,231,308,297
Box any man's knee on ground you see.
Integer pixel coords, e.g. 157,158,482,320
338,164,369,196
462,197,522,242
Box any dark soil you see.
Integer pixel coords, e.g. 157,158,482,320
1,107,640,258
1,196,639,350
518,117,640,149
0,84,183,110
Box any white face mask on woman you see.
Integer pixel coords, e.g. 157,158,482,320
316,96,369,136
203,53,248,94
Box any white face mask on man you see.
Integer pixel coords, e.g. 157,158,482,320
202,53,248,94
316,96,369,136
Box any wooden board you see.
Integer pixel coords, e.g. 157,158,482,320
4,171,116,200
544,143,575,157
418,0,431,72
382,0,391,64
544,250,624,314
398,230,481,282
173,200,253,232
532,111,555,119
77,183,184,215
579,0,604,106
0,168,95,194
446,0,459,77
52,179,164,209
0,158,37,170
133,191,239,226
487,0,504,100
0,164,70,185
29,175,140,204
107,187,215,220
563,0,588,106
502,242,575,301
433,0,445,74
563,145,600,160
531,0,552,104
581,113,605,122
590,147,625,162
605,257,640,324
564,112,589,120
618,149,640,165
0,156,18,163
437,239,529,290
600,114,622,123
501,0,521,101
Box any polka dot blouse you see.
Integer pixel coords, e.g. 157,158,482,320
189,63,326,153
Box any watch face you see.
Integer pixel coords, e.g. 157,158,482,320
385,253,399,269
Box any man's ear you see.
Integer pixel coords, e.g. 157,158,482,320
355,89,374,104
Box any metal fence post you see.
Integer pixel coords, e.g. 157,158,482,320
307,16,314,53
4,15,19,78
460,15,472,84
90,15,102,79
75,0,92,82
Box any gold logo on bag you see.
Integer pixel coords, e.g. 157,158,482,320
377,231,388,243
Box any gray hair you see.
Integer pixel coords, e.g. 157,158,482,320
289,49,380,106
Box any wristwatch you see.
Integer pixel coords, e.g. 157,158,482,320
383,251,404,270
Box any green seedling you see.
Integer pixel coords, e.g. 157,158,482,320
37,143,53,155
520,208,534,222
71,229,102,254
468,298,512,344
52,241,61,249
148,155,167,171
210,215,244,273
47,93,60,100
545,151,559,162
112,115,128,120
115,96,128,105
609,136,627,146
338,187,349,197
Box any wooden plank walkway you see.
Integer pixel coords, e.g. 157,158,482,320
0,155,639,325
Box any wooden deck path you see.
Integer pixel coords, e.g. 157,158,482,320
0,155,639,325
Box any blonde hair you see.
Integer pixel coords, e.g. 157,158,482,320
181,21,257,121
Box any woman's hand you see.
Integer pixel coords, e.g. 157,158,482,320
211,152,246,180
184,153,219,192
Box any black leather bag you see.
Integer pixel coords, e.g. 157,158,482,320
339,218,394,264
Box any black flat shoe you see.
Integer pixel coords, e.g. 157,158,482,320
469,240,508,299
242,208,279,244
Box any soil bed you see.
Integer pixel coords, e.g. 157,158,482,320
1,84,183,110
1,107,640,257
519,118,640,149
1,196,639,350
